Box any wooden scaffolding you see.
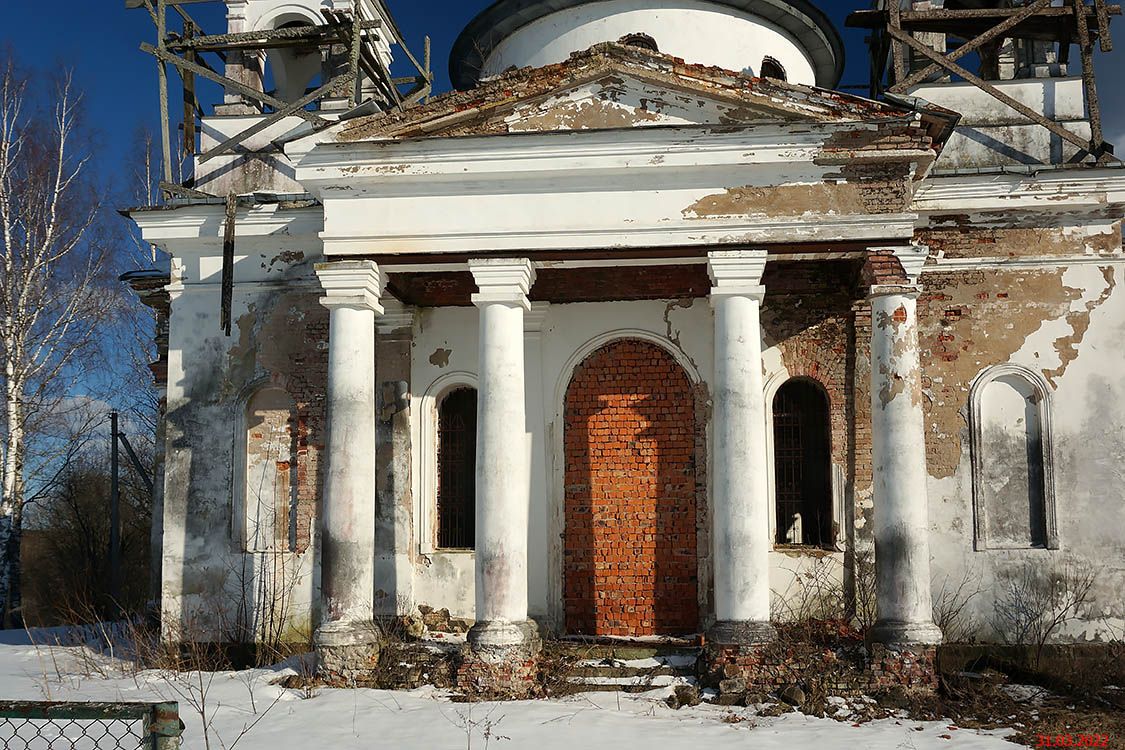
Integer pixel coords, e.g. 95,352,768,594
848,0,1119,163
128,0,433,199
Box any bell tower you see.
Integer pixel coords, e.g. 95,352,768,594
130,0,433,198
847,0,1118,167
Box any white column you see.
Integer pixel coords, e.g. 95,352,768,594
707,250,776,645
868,269,943,646
468,258,539,650
314,261,384,661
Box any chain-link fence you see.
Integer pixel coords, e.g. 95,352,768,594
0,701,181,749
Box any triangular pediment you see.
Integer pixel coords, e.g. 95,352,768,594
501,70,812,133
335,43,913,141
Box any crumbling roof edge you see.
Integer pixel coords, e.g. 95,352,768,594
337,42,907,143
121,192,321,216
931,162,1125,178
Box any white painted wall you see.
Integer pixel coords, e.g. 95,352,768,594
927,261,1125,642
481,0,818,85
911,78,1091,169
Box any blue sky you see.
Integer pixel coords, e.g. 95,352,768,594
3,0,1123,213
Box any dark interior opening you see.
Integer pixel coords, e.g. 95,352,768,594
437,387,477,549
619,32,660,52
760,56,787,81
773,378,833,547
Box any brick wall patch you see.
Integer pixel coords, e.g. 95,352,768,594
563,339,699,636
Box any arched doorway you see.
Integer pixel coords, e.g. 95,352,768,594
563,339,699,636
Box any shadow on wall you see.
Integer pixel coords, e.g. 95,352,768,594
562,339,699,637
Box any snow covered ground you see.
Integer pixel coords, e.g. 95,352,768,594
0,632,1020,749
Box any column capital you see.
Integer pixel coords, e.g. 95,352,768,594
869,284,921,301
316,260,385,313
866,244,928,287
469,258,536,310
707,249,768,300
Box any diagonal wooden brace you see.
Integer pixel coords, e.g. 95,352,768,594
891,0,1053,91
887,26,1093,154
141,42,330,127
1095,0,1114,50
198,72,356,163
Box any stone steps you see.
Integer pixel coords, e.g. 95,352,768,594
553,642,701,694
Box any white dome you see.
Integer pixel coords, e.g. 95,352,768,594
450,0,844,90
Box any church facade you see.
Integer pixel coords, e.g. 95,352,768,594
129,0,1125,682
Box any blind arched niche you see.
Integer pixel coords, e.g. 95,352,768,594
969,364,1058,550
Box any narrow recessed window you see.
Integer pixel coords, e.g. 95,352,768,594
437,387,477,549
244,387,299,552
773,379,832,546
971,365,1056,550
760,57,787,81
619,33,659,52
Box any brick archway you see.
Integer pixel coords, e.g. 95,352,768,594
563,339,699,636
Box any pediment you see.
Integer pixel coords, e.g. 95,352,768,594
334,43,913,142
501,71,810,133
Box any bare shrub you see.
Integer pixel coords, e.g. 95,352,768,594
992,559,1098,668
932,566,985,643
851,549,878,633
771,553,846,624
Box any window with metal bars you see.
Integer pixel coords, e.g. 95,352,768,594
772,379,833,547
437,387,477,549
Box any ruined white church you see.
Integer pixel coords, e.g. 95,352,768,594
127,0,1125,685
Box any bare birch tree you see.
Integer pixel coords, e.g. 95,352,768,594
0,58,117,627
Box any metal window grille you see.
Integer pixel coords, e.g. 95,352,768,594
772,380,833,547
437,387,477,549
0,701,182,750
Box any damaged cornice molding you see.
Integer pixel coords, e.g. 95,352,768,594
298,123,915,191
376,298,416,332
926,253,1125,272
321,213,919,256
870,244,929,285
130,202,324,243
913,167,1125,213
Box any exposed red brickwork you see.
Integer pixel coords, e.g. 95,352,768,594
239,292,330,553
861,249,910,286
703,642,938,695
761,287,869,545
456,648,541,699
563,339,699,637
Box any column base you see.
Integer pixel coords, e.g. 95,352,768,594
869,642,940,691
315,620,383,685
868,619,944,647
707,620,777,646
702,638,939,699
467,618,541,652
458,620,541,699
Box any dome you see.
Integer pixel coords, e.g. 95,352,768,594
450,0,845,90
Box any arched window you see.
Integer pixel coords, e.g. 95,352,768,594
618,33,660,52
970,365,1057,550
264,19,324,104
244,387,299,552
772,379,832,546
760,57,787,81
437,387,477,549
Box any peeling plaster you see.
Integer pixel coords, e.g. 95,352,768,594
428,348,452,368
682,183,872,219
